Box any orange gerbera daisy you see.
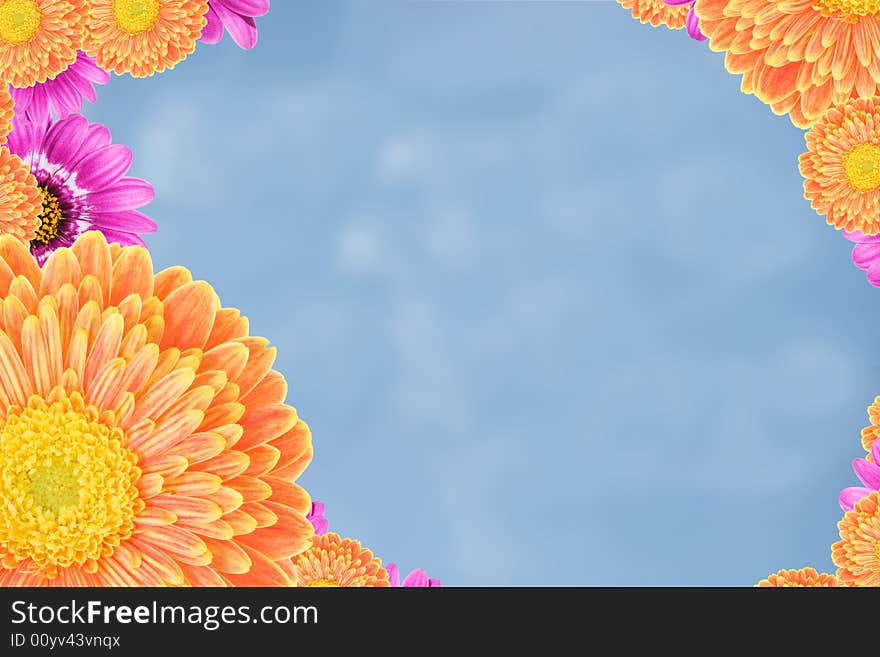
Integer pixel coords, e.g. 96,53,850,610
617,0,689,30
832,491,880,586
694,0,880,128
287,533,391,587
799,97,880,234
0,147,40,244
0,231,315,586
756,567,840,587
0,0,88,88
84,0,209,77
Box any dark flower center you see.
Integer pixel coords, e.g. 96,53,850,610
33,186,64,246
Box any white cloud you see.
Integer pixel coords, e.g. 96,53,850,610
335,219,388,275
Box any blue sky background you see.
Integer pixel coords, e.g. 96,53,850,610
84,1,880,585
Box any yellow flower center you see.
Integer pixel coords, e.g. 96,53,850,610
0,0,41,45
112,0,160,35
0,394,140,578
815,0,880,20
33,186,63,246
843,143,880,192
306,578,340,587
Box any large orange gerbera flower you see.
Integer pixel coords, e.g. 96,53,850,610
799,97,880,234
287,533,390,587
617,0,690,30
0,231,315,586
756,567,840,587
0,147,40,244
832,491,880,586
694,0,880,128
84,0,208,77
0,0,88,88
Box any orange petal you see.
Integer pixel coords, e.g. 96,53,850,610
0,329,32,405
85,356,126,409
226,476,272,503
140,525,211,566
83,312,124,390
206,307,248,349
153,265,192,300
0,234,41,291
222,542,290,586
71,231,111,306
163,472,224,497
240,369,287,407
189,449,250,478
243,444,281,477
136,408,205,457
110,246,154,305
232,337,275,398
264,477,311,515
138,454,189,478
150,494,224,523
270,421,313,480
202,537,252,574
164,431,227,463
199,342,249,380
21,315,51,396
160,281,219,351
224,509,258,536
237,403,298,451
237,502,314,561
39,247,82,297
179,562,229,587
9,275,39,314
131,367,196,423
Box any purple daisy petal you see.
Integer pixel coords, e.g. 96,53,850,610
93,227,147,248
89,210,157,233
87,178,155,212
840,486,873,512
73,144,134,192
386,563,401,587
306,500,329,535
686,6,707,41
401,569,430,587
9,52,109,123
201,7,225,44
851,242,880,268
204,0,266,50
213,2,259,50
853,457,880,489
223,0,270,15
872,441,880,464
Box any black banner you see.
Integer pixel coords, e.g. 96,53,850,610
0,586,865,651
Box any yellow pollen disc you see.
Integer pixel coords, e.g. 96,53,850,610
843,143,880,192
33,186,63,246
0,393,140,578
815,0,880,19
112,0,160,35
306,578,340,587
0,0,41,45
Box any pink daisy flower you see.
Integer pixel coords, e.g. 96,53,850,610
201,0,270,50
9,52,110,124
7,114,156,265
306,500,329,536
839,441,880,512
844,230,880,287
386,564,442,587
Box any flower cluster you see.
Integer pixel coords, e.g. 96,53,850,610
0,2,439,588
617,0,880,586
